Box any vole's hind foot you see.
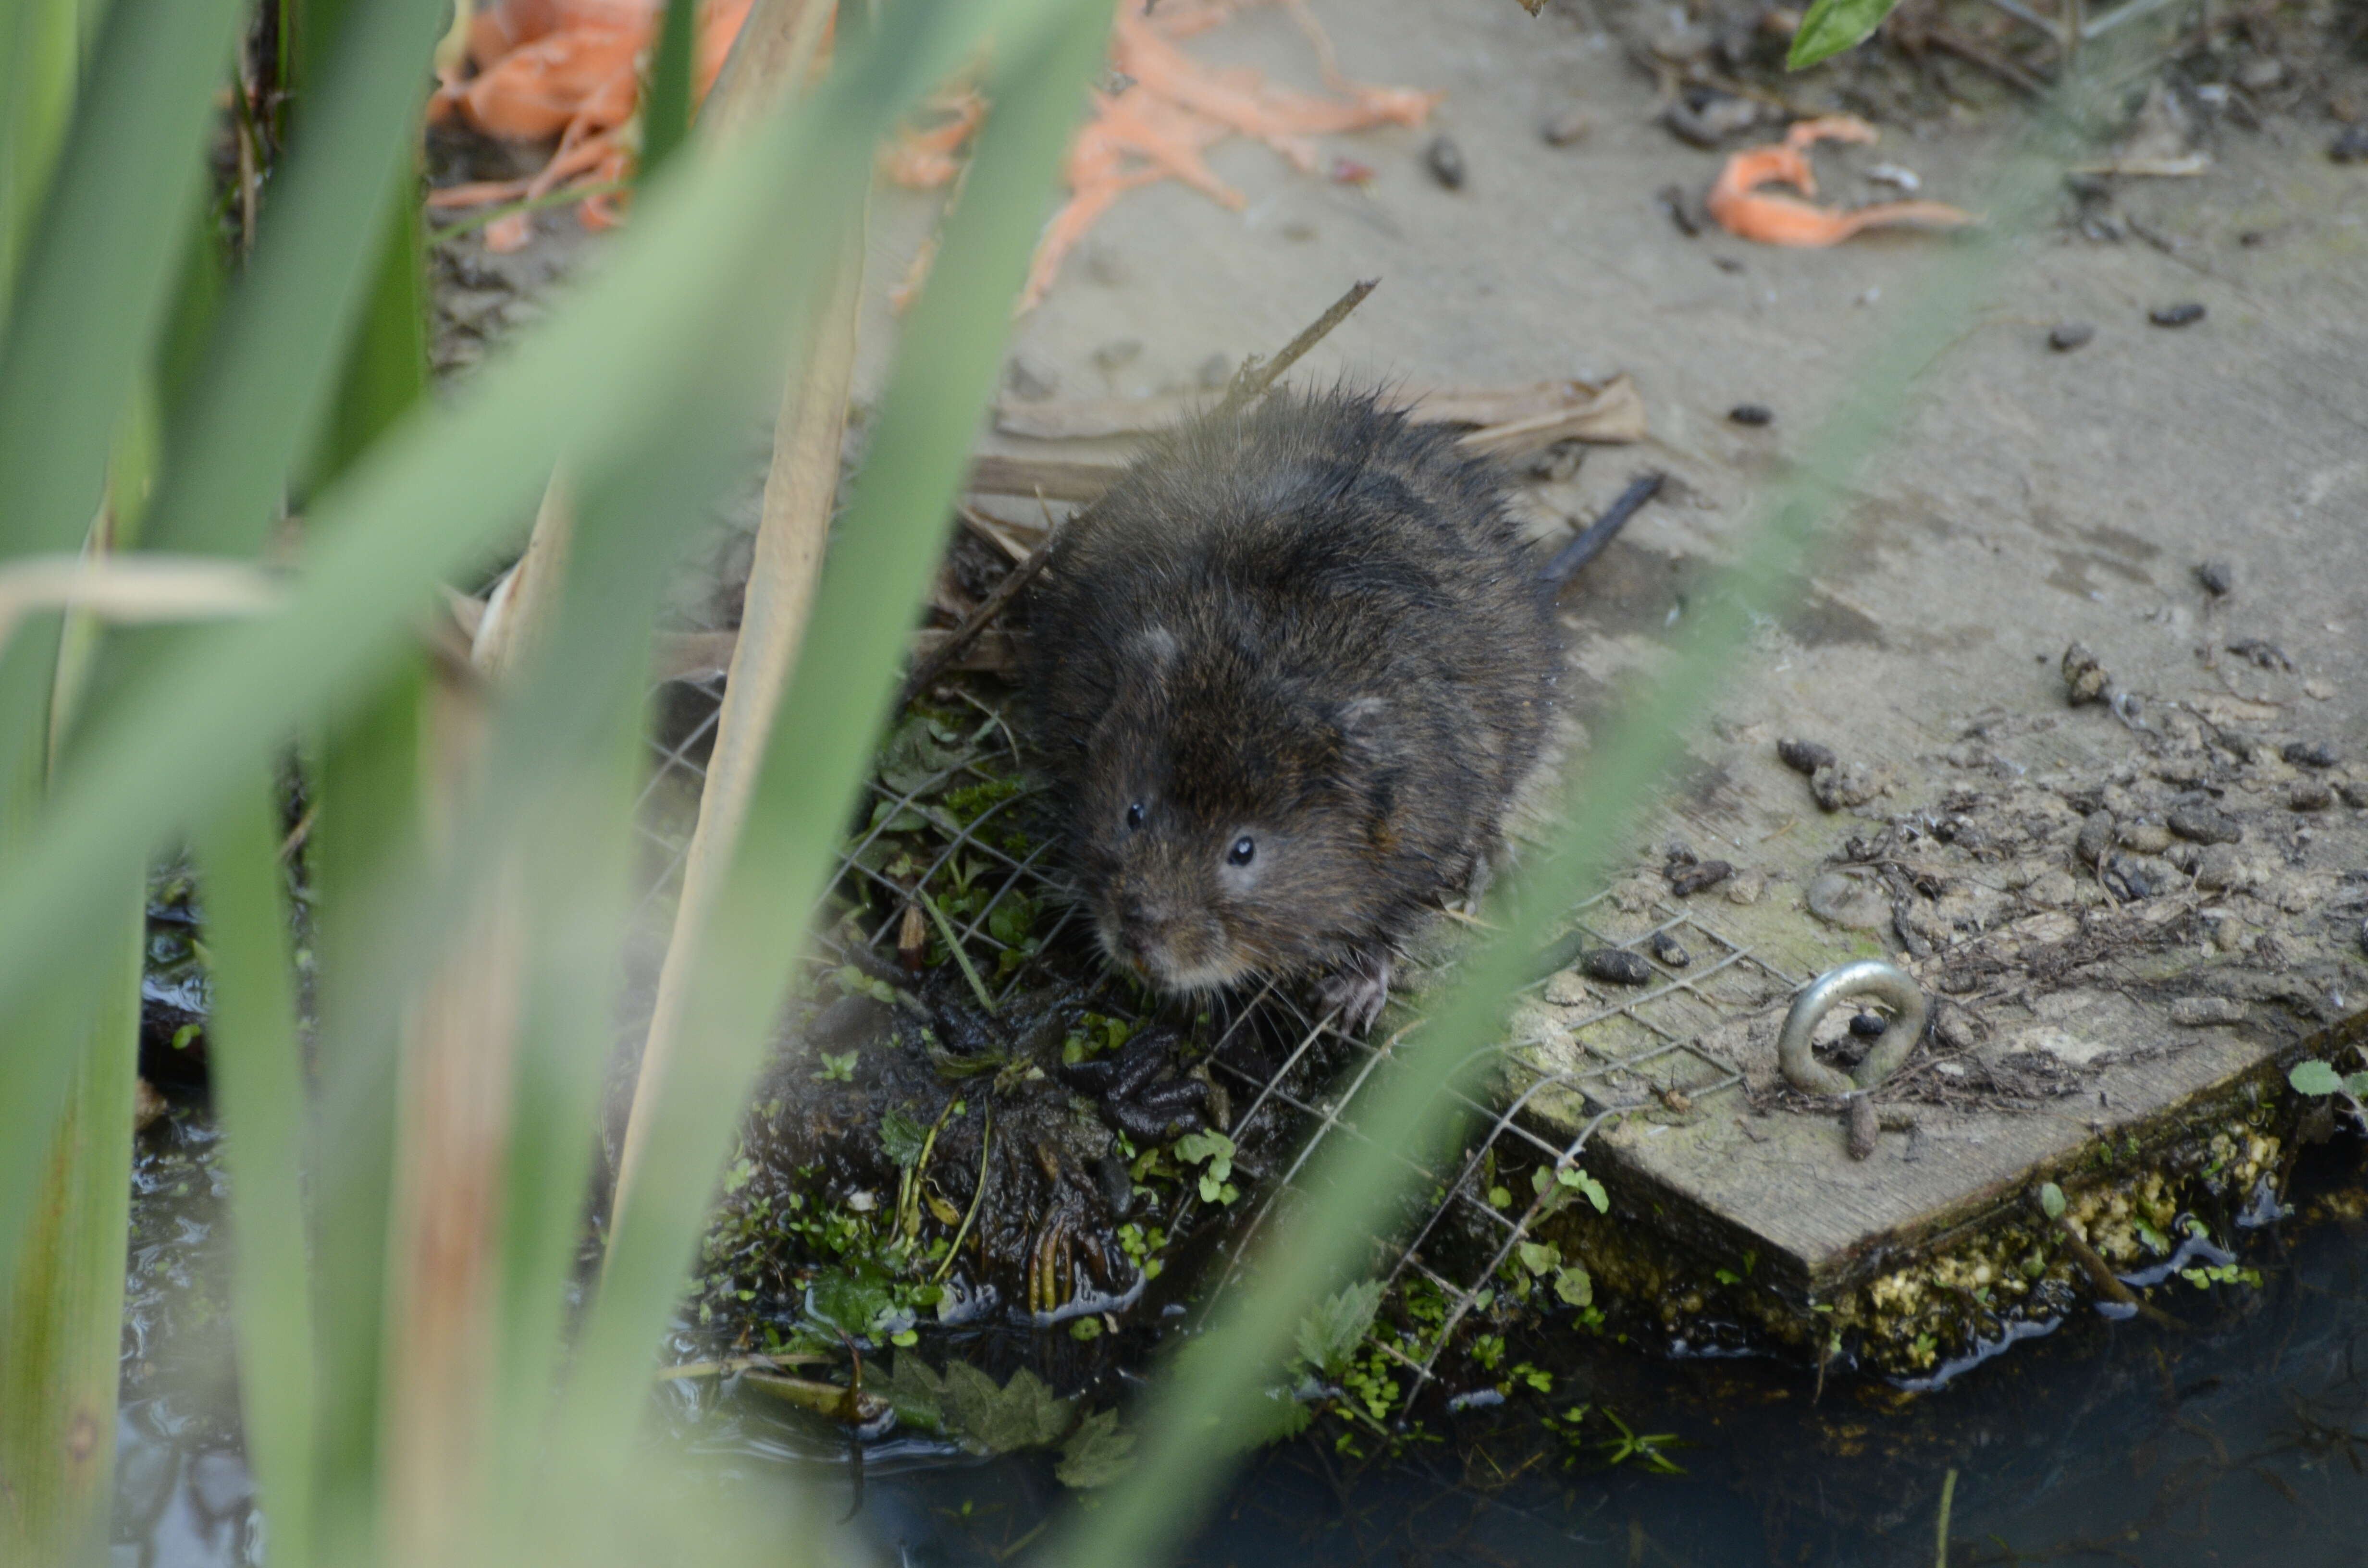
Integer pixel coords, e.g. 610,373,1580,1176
1317,953,1394,1032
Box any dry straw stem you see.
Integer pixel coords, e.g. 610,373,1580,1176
613,0,863,1228
382,653,530,1568
0,553,282,652
471,474,576,676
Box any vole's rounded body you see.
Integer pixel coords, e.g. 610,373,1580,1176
1027,387,1560,1027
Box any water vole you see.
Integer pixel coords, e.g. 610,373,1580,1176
1027,386,1560,1028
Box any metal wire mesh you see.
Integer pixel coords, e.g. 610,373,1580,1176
1187,894,1806,1397
635,675,1811,1396
634,677,1093,1004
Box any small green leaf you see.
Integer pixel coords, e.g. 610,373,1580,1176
1554,1265,1594,1308
1517,1240,1558,1275
1056,1407,1137,1488
1558,1166,1610,1213
1294,1279,1382,1377
1787,0,1903,69
879,1107,930,1167
2290,1060,2345,1097
2039,1181,2066,1219
1487,1185,1513,1209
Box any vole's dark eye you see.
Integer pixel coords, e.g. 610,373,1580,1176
1125,801,1145,831
1228,835,1256,866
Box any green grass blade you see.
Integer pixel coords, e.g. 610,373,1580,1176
0,895,137,1568
312,185,428,489
0,0,249,557
556,0,1110,1492
193,775,320,1568
641,0,699,177
0,0,84,318
304,665,426,1568
138,0,447,558
0,0,1069,1284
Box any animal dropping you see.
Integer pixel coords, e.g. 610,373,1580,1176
1028,388,1562,1030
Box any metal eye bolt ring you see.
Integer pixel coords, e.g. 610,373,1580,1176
1776,958,1928,1096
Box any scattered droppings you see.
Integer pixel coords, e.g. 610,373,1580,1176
2193,843,2245,891
1425,135,1467,189
1777,737,1836,775
1932,1002,1986,1052
1846,1094,1879,1160
1583,948,1655,986
2075,811,2116,866
2168,996,2246,1026
1667,859,1734,897
1804,871,1888,930
2281,740,2340,769
2290,779,2334,812
1728,403,1774,426
1848,1010,1888,1039
2047,322,2095,352
1649,930,1691,967
2195,558,2235,595
1542,969,1594,1007
2330,123,2368,163
2061,642,2110,705
1542,106,1592,146
1091,339,1143,374
2117,820,2172,855
2101,853,2175,901
2168,805,2243,845
2149,302,2206,327
2228,638,2294,672
1006,355,1060,402
1724,870,1765,905
1663,91,1760,148
1812,760,1888,811
2338,781,2368,809
1657,184,1702,238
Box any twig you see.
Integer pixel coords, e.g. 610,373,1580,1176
899,508,1068,706
1210,278,1379,420
1538,471,1664,584
1924,23,2050,97
2051,1210,2182,1329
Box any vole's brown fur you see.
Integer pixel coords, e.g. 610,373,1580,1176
1027,386,1560,1028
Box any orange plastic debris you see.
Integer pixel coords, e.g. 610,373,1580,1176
882,0,1440,311
1705,115,1974,247
427,0,755,250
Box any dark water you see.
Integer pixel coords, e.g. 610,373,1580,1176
116,1105,2368,1567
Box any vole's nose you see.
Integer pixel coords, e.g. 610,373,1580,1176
1118,893,1172,957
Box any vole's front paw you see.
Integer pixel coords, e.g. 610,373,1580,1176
1318,954,1393,1032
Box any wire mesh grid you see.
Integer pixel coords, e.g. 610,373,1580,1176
632,678,1094,1004
1191,893,1808,1397
634,677,1809,1393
